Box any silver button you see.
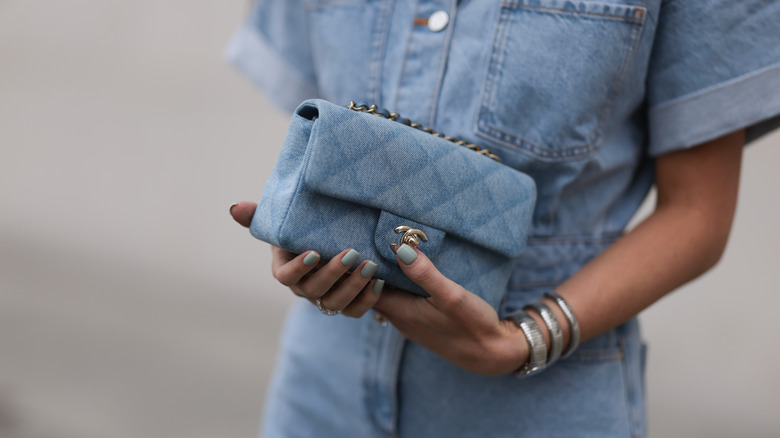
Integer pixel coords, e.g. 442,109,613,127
428,10,449,32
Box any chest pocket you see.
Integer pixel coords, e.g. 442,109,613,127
477,1,646,160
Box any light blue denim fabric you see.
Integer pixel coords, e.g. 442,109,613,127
228,1,780,437
250,99,535,303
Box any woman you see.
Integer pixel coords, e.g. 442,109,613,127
228,1,780,436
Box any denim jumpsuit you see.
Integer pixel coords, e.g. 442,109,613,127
228,1,780,436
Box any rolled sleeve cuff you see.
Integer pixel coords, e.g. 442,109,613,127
648,61,780,157
225,25,320,113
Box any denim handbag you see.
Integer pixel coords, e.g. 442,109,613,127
250,99,536,307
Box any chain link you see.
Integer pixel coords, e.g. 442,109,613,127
347,101,501,162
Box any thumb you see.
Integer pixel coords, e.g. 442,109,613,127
230,201,257,228
395,244,464,306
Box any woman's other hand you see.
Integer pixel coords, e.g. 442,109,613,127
230,201,383,318
374,244,529,376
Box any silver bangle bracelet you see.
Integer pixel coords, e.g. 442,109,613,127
544,291,581,358
506,310,547,377
524,300,564,365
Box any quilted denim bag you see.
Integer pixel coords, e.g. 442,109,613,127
250,99,536,308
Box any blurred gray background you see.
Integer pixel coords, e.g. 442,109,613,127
1,1,778,437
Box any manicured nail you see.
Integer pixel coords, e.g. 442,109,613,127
396,244,417,265
361,261,378,278
373,279,385,294
303,251,319,266
341,249,360,266
229,202,239,215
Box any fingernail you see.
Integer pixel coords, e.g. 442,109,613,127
341,249,360,266
303,251,319,266
396,244,417,265
229,202,239,215
361,261,377,278
373,279,385,294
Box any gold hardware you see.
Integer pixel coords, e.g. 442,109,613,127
347,101,501,162
390,226,429,252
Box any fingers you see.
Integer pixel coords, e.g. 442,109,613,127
394,244,466,311
372,287,427,324
271,247,384,317
271,247,319,288
237,197,388,318
314,257,377,311
293,249,360,296
340,279,385,318
230,201,257,228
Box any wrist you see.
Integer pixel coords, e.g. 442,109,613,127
505,310,548,377
501,292,581,377
539,296,571,353
525,307,550,346
523,297,573,353
496,318,531,375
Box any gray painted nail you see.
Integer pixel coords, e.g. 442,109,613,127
341,249,360,266
396,244,417,265
373,279,385,294
303,251,320,266
361,261,378,278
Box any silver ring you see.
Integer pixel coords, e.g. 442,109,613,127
315,298,341,316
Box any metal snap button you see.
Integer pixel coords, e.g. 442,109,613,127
428,10,449,32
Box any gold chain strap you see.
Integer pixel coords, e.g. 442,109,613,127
347,101,501,162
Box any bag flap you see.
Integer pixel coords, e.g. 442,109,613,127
374,210,445,263
296,99,537,258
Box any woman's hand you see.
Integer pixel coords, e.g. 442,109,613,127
373,244,529,376
230,201,383,318
232,201,528,373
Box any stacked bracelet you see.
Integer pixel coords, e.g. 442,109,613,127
506,310,547,377
524,300,564,364
544,291,581,358
505,291,581,377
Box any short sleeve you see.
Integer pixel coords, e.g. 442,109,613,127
226,0,320,112
646,0,780,157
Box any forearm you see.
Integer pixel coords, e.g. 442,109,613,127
529,130,744,350
547,196,733,344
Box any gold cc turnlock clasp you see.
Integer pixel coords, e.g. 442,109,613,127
390,226,428,252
